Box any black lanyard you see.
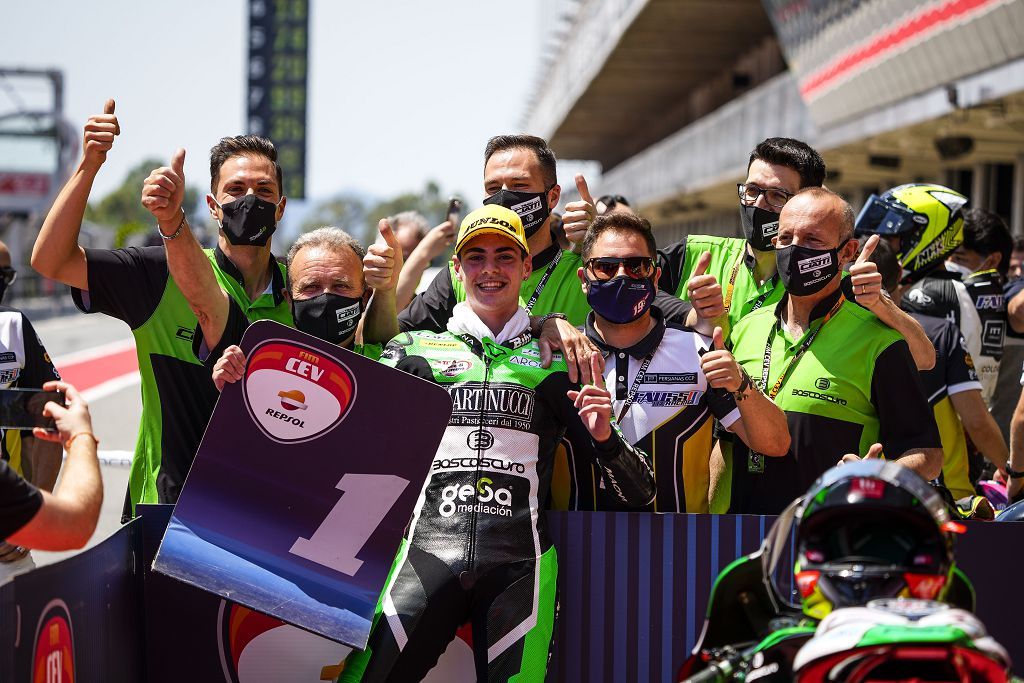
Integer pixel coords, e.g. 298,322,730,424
614,352,656,424
761,295,844,400
525,250,562,314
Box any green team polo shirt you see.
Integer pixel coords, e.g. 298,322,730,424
73,245,293,515
726,288,940,515
659,234,784,339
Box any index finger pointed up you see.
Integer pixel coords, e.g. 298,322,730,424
378,218,399,250
694,250,712,277
856,234,879,264
589,352,605,391
171,148,186,177
575,174,595,205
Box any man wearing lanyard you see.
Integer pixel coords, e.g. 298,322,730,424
361,134,698,383
555,213,790,512
728,188,942,515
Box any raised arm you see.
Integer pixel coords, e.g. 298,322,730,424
31,100,120,290
395,220,455,311
141,148,229,350
361,219,403,344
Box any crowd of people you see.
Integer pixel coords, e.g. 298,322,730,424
0,100,1022,681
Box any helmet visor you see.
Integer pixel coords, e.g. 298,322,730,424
855,195,923,236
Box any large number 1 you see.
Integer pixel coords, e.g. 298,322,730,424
290,473,409,576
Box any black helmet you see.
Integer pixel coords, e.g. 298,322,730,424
795,461,960,619
854,183,967,284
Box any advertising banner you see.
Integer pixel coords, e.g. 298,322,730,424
153,321,452,649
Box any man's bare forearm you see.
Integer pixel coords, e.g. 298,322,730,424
162,217,229,349
31,163,96,290
950,389,1009,472
21,436,62,492
896,447,943,481
871,296,935,370
363,289,400,344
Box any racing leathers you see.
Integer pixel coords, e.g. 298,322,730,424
340,303,655,682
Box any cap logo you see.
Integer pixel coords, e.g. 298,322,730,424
243,341,356,444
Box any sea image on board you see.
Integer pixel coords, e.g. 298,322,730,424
153,321,453,649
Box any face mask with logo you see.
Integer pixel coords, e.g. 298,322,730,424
740,204,781,252
585,275,655,324
290,292,363,345
944,261,974,279
483,189,550,238
776,242,845,296
212,194,279,246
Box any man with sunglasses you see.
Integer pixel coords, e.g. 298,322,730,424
0,239,62,581
558,214,790,512
726,188,942,515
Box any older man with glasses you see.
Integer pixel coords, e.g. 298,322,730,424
558,213,790,513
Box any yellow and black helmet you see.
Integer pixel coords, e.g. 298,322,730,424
854,183,967,284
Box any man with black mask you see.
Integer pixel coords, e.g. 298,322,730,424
726,188,942,515
32,102,293,514
562,214,790,512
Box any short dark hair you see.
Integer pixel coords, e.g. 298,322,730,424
748,137,826,189
963,208,1013,277
209,135,284,193
581,213,657,261
865,237,901,296
484,135,558,188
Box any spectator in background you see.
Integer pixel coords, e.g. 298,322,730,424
394,213,456,311
869,238,1009,501
1008,236,1024,281
2,381,102,558
995,236,1024,444
0,239,63,581
389,210,431,262
595,194,633,216
727,189,942,515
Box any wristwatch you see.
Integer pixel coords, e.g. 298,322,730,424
1006,463,1024,479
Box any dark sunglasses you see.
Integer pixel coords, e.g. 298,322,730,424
0,268,16,286
586,257,655,281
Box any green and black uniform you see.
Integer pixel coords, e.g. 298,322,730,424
728,289,941,515
72,246,292,512
658,235,785,338
341,306,654,682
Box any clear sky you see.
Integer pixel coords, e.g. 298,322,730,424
3,0,560,228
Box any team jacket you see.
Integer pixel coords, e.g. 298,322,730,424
380,308,655,573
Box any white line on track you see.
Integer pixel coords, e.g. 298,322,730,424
80,371,142,403
51,338,136,367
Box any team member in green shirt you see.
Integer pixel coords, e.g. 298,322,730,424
31,101,292,514
727,188,942,514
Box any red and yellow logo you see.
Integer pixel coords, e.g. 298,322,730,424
32,600,74,683
242,341,356,444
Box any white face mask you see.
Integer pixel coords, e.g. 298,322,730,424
944,261,973,278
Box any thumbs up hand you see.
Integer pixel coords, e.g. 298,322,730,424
686,251,726,320
141,148,187,227
699,326,744,392
848,234,884,310
82,99,120,170
562,174,596,245
364,218,404,291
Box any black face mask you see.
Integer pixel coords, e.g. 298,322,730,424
740,204,781,252
214,194,279,246
290,293,363,345
483,189,550,238
585,275,655,324
776,242,845,297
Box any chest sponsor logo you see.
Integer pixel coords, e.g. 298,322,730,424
432,358,474,377
982,319,1005,350
433,453,526,474
791,387,847,405
975,294,1003,310
466,429,494,450
815,377,831,390
449,382,535,430
508,355,542,368
243,342,356,444
906,289,933,306
797,252,832,275
0,367,20,385
635,389,703,407
438,476,513,518
0,352,15,363
33,599,75,683
176,326,195,342
420,339,463,350
641,372,698,384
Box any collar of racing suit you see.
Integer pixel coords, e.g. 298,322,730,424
585,305,667,360
447,301,531,346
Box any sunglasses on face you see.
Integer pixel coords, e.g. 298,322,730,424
585,257,655,281
0,268,16,286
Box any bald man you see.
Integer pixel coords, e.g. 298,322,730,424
724,188,942,514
